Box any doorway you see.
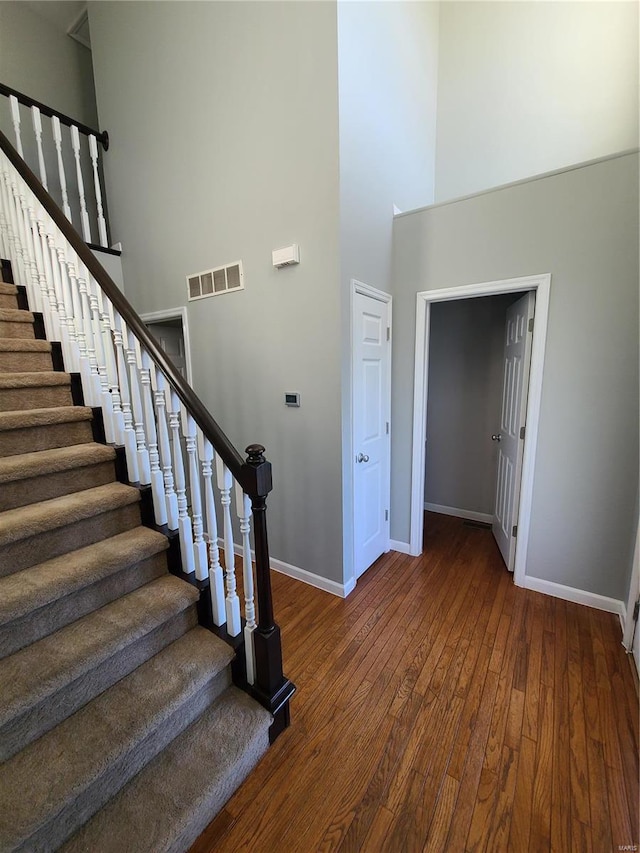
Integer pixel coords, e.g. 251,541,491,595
140,307,193,384
410,274,551,587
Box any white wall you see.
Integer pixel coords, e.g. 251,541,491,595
89,1,344,583
435,1,639,201
425,294,517,516
337,0,439,583
391,153,639,603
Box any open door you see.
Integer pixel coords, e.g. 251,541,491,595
492,291,535,570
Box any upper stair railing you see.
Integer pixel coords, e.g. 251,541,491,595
0,123,294,738
0,83,110,249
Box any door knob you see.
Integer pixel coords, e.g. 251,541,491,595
491,434,502,442
357,453,370,463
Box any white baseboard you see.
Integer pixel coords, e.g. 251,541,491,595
219,539,353,598
424,503,493,525
389,539,413,555
524,576,625,621
270,557,355,598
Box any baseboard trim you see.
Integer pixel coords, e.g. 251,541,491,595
220,539,353,598
389,539,413,555
424,503,493,525
524,576,625,621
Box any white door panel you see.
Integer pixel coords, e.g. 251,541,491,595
493,291,535,570
353,289,391,579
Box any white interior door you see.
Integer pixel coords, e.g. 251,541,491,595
353,287,391,579
493,291,536,570
146,320,187,378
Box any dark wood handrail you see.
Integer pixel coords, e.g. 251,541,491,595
0,127,259,491
0,82,109,150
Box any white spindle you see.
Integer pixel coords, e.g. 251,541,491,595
235,483,256,684
169,391,194,574
200,436,225,626
185,414,208,580
52,116,71,221
154,369,178,529
141,351,167,526
127,329,150,483
64,248,96,402
97,286,124,444
85,271,115,441
9,96,24,158
7,172,29,287
70,125,91,242
216,456,241,636
114,313,139,482
31,107,48,190
88,135,107,248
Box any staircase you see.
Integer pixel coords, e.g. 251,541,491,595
0,264,272,851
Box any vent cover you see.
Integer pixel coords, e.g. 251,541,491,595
187,262,244,301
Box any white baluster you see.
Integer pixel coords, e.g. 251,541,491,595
114,313,138,481
31,107,48,190
52,116,71,221
85,271,114,441
9,96,24,158
97,286,124,444
0,155,11,259
140,351,167,526
71,125,91,242
42,219,77,370
169,391,194,574
64,249,95,401
235,483,256,684
154,369,178,529
126,329,150,482
75,263,102,405
7,171,29,289
184,414,208,580
216,456,241,636
200,435,225,626
88,135,107,248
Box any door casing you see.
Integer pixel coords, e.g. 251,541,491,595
140,307,193,384
410,273,551,587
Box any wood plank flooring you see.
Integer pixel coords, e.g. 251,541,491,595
190,513,639,852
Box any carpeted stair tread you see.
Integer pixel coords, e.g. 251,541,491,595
0,308,33,323
0,442,115,484
0,575,207,760
0,339,51,353
0,283,17,296
61,688,272,853
0,527,168,628
0,371,70,389
0,482,140,547
0,405,92,432
0,628,234,852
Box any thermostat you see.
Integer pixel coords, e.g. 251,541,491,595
285,392,300,407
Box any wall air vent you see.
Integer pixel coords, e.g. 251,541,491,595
186,261,244,302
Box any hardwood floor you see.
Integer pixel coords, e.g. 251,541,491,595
190,513,639,852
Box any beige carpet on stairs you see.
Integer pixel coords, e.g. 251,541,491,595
0,263,271,853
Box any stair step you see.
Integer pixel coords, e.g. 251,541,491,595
61,687,272,853
0,575,204,761
0,283,18,309
0,442,116,511
0,308,35,339
0,482,141,576
0,527,170,659
0,339,53,372
0,406,94,456
0,371,73,412
0,628,234,853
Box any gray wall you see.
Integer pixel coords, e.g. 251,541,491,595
336,0,439,580
89,1,344,582
0,1,98,126
435,1,639,200
391,153,639,601
425,294,518,515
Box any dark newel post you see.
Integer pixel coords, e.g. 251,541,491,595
244,444,295,741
